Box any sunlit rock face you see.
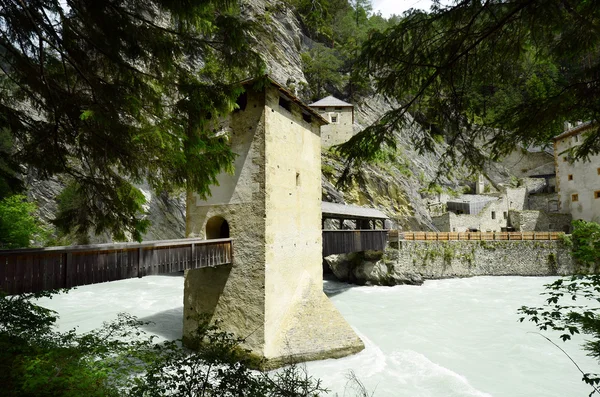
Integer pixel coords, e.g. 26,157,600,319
325,251,424,286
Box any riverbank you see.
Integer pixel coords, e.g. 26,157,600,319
324,240,574,286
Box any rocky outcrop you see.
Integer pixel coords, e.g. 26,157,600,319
325,250,424,286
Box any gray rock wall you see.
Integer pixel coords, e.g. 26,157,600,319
325,240,576,285
392,240,573,278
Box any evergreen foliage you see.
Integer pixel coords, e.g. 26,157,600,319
340,0,600,178
0,0,263,241
295,0,394,101
0,291,328,397
301,43,342,100
0,195,46,248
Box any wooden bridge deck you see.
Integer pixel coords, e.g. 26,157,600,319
0,238,232,295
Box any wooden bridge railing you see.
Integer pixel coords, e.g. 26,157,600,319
400,231,564,241
322,230,389,256
0,238,232,295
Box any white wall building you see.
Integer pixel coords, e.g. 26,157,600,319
554,122,600,222
308,96,354,148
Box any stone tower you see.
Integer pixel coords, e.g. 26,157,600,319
308,96,354,148
184,76,364,367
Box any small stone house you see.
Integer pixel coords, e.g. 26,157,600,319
308,96,354,148
554,122,600,222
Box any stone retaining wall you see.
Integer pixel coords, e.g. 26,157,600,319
325,239,575,286
390,240,573,279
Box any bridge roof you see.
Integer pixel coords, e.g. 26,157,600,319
322,202,388,220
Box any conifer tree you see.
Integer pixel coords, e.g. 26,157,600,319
0,0,263,241
340,0,600,176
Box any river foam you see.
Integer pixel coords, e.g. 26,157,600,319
35,275,597,396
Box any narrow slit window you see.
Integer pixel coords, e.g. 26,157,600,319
235,92,248,112
296,172,301,187
279,97,291,112
491,211,496,220
568,174,573,181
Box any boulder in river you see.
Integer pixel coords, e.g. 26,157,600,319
325,250,423,286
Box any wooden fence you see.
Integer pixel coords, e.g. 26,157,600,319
323,230,389,256
0,238,232,295
400,231,564,241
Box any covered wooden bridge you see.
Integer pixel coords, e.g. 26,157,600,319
0,238,232,295
322,202,390,256
1,202,391,295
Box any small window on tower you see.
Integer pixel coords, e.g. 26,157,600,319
568,174,573,181
595,191,600,199
491,211,496,220
331,115,337,123
572,194,579,202
234,92,248,112
279,97,291,112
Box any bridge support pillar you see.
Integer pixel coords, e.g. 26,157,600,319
184,78,363,368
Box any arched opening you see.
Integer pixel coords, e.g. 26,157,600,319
206,216,230,239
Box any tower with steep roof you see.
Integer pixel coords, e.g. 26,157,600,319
309,96,354,148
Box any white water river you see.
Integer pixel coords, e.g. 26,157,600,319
36,275,598,396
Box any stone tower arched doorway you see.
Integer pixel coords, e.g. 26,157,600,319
206,216,230,239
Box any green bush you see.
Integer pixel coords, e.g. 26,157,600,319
0,195,46,249
571,220,600,271
0,292,328,397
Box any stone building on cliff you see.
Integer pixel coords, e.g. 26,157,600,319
308,96,354,148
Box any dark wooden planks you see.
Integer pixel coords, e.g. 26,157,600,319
322,230,389,256
0,238,233,295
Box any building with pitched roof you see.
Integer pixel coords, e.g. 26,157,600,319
309,95,355,148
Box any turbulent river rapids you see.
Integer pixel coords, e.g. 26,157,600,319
37,275,597,397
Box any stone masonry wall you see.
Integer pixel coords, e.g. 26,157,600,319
314,107,354,148
184,88,268,353
389,240,573,279
508,210,572,232
263,86,363,363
